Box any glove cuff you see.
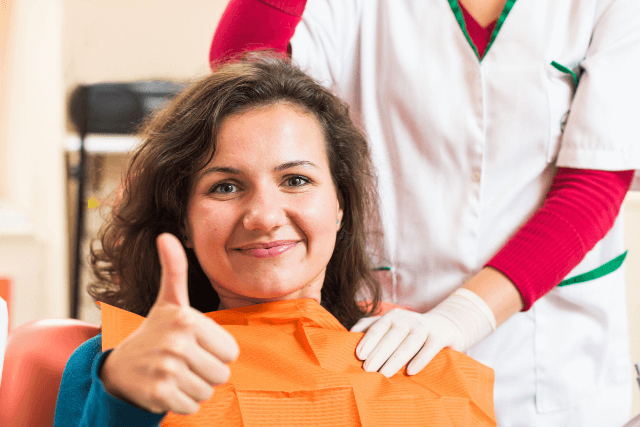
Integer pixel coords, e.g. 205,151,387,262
429,288,497,352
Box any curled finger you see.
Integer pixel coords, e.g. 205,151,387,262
378,328,429,377
362,324,412,373
406,336,447,376
350,315,381,333
355,316,393,360
196,315,240,363
185,341,232,387
149,380,200,415
177,364,216,404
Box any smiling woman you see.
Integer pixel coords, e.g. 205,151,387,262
184,104,344,309
54,53,496,426
88,52,381,328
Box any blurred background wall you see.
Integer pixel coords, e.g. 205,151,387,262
0,0,230,329
1,0,67,329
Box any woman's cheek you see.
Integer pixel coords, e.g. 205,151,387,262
301,197,339,248
191,205,232,252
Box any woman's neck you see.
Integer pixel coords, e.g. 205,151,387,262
217,292,322,311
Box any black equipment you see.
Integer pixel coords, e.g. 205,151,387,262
67,81,186,319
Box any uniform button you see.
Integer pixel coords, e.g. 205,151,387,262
472,172,481,182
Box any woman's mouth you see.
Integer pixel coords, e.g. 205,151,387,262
235,241,299,258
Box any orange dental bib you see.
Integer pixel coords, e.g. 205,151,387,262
100,299,496,426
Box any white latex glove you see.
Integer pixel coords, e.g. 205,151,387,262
350,288,496,377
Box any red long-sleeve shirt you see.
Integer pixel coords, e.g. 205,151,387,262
209,0,634,310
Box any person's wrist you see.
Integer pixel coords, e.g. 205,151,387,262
99,349,132,404
98,350,121,397
463,267,524,324
427,288,496,351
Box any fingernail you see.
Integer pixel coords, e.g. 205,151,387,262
357,342,370,360
355,342,364,359
363,358,375,372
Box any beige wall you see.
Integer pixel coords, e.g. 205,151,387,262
64,0,228,92
0,0,67,328
0,0,229,330
0,0,12,196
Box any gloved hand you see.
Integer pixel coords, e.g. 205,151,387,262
350,288,496,377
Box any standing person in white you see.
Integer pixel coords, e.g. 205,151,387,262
209,0,640,425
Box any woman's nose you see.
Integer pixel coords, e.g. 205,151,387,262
242,188,287,232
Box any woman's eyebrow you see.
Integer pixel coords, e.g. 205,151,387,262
197,166,242,183
198,161,318,183
275,160,318,171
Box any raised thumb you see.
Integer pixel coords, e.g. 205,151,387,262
155,232,190,308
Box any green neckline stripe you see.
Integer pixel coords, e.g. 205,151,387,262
558,251,627,287
375,251,627,287
485,0,517,58
449,0,480,60
448,0,517,62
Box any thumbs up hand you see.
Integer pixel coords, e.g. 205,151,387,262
99,233,239,414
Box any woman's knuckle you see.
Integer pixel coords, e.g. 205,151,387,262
173,309,195,329
412,324,430,337
154,357,178,379
166,336,189,358
393,322,411,334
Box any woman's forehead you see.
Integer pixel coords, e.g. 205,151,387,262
210,103,328,167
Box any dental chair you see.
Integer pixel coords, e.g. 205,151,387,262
0,318,100,427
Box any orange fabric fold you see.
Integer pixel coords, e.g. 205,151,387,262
100,299,496,426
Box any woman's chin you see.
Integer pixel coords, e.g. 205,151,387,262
212,270,324,307
217,283,319,308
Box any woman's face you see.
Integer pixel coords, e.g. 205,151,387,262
184,103,343,309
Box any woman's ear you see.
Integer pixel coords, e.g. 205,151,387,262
181,222,193,248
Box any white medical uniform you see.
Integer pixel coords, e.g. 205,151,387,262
291,0,640,425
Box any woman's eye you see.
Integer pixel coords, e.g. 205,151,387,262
285,176,310,187
210,182,238,195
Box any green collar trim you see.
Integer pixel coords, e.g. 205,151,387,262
449,0,480,60
448,0,517,61
485,0,516,58
558,251,628,287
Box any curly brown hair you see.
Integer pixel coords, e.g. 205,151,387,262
89,53,381,329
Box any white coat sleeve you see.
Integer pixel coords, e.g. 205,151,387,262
558,0,640,170
290,0,363,92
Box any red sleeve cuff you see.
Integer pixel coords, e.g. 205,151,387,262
258,0,307,16
486,168,634,311
209,0,307,66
